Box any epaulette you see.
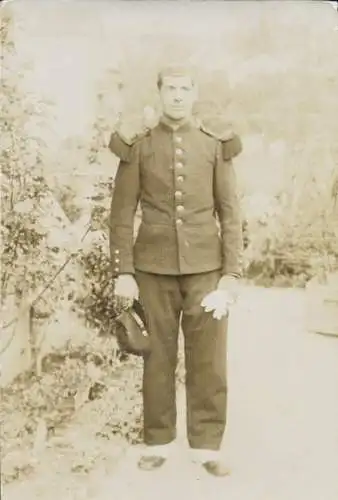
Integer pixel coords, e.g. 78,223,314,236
222,134,243,160
108,129,151,162
199,121,243,161
199,122,234,141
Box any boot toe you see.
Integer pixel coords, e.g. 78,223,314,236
138,455,166,471
202,460,231,477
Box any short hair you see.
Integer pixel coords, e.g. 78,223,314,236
157,64,196,89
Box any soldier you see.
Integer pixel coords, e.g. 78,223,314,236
109,64,243,477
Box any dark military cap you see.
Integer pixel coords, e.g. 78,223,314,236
115,299,151,356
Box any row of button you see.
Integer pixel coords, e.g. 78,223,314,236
114,249,120,273
173,136,185,227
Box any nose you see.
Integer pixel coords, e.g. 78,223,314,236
173,89,183,103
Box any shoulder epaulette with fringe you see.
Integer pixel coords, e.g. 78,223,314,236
108,128,151,162
222,134,243,160
199,122,242,161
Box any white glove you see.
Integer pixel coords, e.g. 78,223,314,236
201,290,234,320
114,274,139,308
201,275,239,320
217,275,240,300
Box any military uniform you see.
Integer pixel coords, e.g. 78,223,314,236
109,117,243,450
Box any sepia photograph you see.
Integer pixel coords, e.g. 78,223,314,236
1,0,338,499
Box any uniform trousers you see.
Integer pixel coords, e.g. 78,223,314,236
135,269,228,451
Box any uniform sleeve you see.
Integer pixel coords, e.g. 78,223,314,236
213,142,243,277
109,143,141,277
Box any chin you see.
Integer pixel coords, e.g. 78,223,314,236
167,111,187,121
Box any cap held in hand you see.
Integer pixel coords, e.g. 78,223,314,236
115,299,151,356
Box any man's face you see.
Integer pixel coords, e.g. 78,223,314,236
159,76,197,121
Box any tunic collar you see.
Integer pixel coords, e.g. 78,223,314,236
158,115,195,133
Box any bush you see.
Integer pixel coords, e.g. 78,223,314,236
76,239,116,333
244,192,338,287
0,332,144,484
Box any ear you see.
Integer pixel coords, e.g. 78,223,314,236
192,83,199,102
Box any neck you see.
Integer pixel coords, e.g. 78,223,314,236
161,114,192,130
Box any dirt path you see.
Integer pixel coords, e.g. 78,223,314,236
4,287,338,500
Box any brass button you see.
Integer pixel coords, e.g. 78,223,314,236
175,148,183,155
115,249,120,254
176,205,184,212
174,190,182,199
175,136,182,143
176,218,183,225
177,175,184,182
115,258,120,263
114,267,119,272
176,162,183,169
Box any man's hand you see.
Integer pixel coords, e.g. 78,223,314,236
114,274,139,309
200,275,240,320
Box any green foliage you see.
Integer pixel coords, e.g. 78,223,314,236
54,184,83,223
244,199,338,287
0,12,55,305
76,239,116,332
